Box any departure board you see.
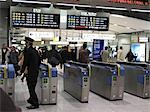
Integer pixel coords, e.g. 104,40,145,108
67,15,109,31
12,12,60,28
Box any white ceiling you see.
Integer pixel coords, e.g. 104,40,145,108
109,14,150,34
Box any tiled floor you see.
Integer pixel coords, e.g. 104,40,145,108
15,76,150,112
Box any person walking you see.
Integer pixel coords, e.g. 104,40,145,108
21,37,40,109
47,45,61,67
9,46,19,76
125,49,136,62
101,46,109,62
79,42,91,64
117,46,124,61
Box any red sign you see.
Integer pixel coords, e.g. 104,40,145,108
108,0,150,5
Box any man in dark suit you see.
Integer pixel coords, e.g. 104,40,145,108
21,37,40,109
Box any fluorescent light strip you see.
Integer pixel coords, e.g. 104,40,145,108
56,3,92,8
96,6,127,10
12,0,51,4
111,14,126,18
131,9,150,13
0,0,6,1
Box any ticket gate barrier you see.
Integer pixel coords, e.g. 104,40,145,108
117,62,150,98
90,61,125,100
64,61,90,103
7,64,15,101
0,65,7,91
36,63,58,105
0,64,15,101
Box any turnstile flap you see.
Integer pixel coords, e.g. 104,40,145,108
91,61,125,76
68,61,88,69
7,64,15,78
117,62,148,68
40,63,48,71
91,61,117,68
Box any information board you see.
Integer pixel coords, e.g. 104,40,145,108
67,15,109,31
12,12,60,28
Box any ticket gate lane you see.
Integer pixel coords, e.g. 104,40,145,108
118,62,150,98
36,63,58,105
90,61,125,100
64,62,89,103
0,64,15,101
0,65,7,92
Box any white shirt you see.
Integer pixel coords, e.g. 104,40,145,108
117,49,124,61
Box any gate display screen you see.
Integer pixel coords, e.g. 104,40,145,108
67,15,109,31
12,12,60,28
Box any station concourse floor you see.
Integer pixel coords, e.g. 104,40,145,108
15,76,150,112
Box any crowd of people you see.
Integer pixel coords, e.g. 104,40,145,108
0,38,137,111
100,46,137,62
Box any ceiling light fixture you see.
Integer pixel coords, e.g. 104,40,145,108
56,3,92,8
111,14,126,18
113,24,118,26
96,6,127,10
12,0,51,4
126,27,131,29
0,0,6,1
131,9,150,13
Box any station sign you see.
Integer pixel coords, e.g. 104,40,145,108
12,12,60,28
67,15,109,31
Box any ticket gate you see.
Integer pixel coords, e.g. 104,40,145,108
0,65,7,91
36,63,58,105
117,62,150,98
64,61,90,103
90,61,125,100
0,64,15,101
7,64,16,101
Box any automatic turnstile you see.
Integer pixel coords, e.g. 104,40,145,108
36,63,58,105
90,61,125,100
0,64,15,101
0,65,7,91
64,61,90,103
118,62,150,98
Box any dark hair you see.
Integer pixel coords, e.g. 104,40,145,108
120,46,123,49
105,46,108,50
83,42,87,49
52,45,56,50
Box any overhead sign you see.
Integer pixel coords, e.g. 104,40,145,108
12,12,60,28
108,0,150,5
67,15,109,31
49,0,149,9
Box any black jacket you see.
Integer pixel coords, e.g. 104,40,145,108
21,47,40,78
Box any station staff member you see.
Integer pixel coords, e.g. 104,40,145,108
21,37,40,109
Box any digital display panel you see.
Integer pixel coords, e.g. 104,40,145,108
67,15,109,31
12,12,60,28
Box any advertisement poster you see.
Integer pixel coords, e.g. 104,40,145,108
93,39,104,60
131,43,146,61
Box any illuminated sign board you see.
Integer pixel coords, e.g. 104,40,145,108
12,12,60,28
108,0,150,5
